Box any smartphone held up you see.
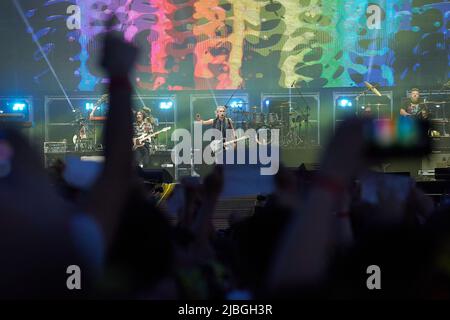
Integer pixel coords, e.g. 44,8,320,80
362,117,431,158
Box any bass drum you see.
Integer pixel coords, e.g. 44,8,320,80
267,113,279,126
252,112,265,127
78,138,94,151
255,126,273,146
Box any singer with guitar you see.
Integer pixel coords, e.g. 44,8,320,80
196,105,244,155
400,88,428,119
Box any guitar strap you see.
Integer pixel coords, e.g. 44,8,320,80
212,118,235,146
227,117,234,130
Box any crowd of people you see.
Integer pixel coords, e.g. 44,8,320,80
1,30,450,300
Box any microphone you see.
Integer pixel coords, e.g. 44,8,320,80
291,80,296,88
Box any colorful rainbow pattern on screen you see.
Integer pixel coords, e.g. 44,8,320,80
25,0,449,91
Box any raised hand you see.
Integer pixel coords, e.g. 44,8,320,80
100,21,139,77
203,165,224,201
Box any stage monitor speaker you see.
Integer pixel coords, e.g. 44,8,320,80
435,168,450,181
146,150,175,178
138,168,174,183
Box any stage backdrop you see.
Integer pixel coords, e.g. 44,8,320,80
15,0,450,91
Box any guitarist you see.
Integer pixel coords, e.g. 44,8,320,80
133,110,153,167
400,88,428,119
196,105,237,149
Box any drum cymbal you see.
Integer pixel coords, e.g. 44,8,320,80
430,118,449,123
365,103,387,107
71,118,86,123
364,81,382,97
420,101,448,104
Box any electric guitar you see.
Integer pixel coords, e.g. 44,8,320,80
209,135,249,155
133,126,171,150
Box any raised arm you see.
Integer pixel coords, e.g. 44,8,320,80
189,165,224,261
195,113,214,125
269,118,366,292
201,119,214,125
86,31,138,249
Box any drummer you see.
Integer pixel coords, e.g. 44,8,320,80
400,88,428,119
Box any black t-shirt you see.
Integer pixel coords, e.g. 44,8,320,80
400,98,426,118
212,117,233,139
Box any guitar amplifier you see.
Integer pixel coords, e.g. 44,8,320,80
44,141,67,154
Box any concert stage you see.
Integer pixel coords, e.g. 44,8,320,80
1,0,449,218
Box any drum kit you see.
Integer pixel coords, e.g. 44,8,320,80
422,100,450,137
358,103,389,118
231,102,310,146
71,116,95,152
70,95,109,152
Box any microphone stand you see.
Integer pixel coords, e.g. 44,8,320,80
355,87,371,117
435,81,450,136
223,84,242,109
223,85,242,127
291,82,312,146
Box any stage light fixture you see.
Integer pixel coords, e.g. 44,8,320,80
337,98,352,108
85,102,94,111
229,99,244,109
159,100,173,110
12,102,26,111
265,99,270,107
0,97,32,127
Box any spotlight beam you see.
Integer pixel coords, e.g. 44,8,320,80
13,0,75,112
206,79,219,108
135,90,147,110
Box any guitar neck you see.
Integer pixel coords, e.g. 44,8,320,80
141,127,170,139
151,129,168,137
223,136,248,146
